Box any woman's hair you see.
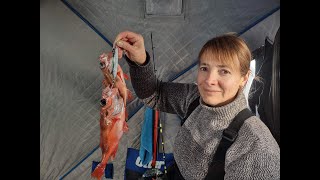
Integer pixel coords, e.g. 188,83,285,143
198,33,252,76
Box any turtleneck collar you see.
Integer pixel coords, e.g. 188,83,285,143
199,90,248,122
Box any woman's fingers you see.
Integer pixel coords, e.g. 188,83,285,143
114,31,141,46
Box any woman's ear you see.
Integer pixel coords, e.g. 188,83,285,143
240,70,251,88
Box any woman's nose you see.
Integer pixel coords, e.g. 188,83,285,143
205,72,218,85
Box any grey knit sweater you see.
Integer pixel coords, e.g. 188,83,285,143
125,52,280,180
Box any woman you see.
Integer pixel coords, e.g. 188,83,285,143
114,31,280,180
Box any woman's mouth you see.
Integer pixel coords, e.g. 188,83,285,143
204,88,221,93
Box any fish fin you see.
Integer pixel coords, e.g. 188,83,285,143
117,71,124,82
125,109,128,121
127,89,134,101
123,121,129,132
123,73,130,80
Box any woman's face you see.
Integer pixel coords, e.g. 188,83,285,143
197,53,249,107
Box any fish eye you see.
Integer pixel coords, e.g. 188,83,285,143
100,99,106,106
100,62,105,69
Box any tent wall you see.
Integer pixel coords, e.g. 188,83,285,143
40,0,280,179
41,0,108,179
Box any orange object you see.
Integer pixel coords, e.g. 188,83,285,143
91,51,131,180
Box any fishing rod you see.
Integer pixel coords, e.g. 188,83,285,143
142,32,167,179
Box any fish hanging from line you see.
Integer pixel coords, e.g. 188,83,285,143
91,47,133,180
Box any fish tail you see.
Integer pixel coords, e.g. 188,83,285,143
91,162,105,180
91,152,111,179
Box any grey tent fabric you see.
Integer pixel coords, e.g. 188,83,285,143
41,0,108,179
40,0,280,179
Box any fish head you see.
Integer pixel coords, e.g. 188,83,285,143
99,52,113,73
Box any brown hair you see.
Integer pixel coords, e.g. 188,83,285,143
198,33,251,76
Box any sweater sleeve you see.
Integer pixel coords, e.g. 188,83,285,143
124,51,199,118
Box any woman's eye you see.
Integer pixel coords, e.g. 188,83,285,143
220,69,230,75
200,67,207,71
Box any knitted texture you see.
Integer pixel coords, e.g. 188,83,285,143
125,52,280,180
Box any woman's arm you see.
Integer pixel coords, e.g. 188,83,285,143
125,51,199,118
115,30,199,118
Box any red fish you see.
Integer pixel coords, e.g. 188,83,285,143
91,50,132,180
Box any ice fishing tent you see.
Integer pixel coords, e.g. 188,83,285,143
40,0,280,179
